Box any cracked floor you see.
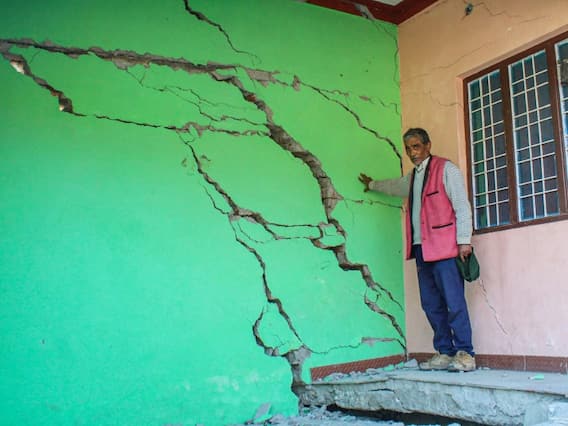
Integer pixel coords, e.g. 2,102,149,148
0,1,407,424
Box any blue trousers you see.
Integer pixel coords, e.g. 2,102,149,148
414,245,474,356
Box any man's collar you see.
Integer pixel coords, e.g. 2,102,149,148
415,155,431,173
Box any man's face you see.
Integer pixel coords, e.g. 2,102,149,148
404,136,431,166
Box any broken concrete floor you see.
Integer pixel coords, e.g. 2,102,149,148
293,363,568,426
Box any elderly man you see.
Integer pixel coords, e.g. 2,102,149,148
359,128,476,372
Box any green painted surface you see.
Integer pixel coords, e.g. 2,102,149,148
0,0,404,424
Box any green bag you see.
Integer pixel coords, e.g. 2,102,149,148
456,248,480,282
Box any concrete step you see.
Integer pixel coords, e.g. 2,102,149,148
297,367,568,426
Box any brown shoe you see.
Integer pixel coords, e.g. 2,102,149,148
447,350,476,372
419,353,453,370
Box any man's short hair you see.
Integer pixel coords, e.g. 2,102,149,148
403,128,430,144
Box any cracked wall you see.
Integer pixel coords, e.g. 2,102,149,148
0,1,403,424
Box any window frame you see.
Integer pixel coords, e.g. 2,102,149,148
464,30,568,235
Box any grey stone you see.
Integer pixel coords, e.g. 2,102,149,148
403,359,419,369
253,402,271,423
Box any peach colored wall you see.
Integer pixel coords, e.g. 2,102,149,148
398,0,568,356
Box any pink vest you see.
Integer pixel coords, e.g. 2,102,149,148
405,156,459,261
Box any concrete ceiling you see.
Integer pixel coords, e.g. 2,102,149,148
301,0,438,24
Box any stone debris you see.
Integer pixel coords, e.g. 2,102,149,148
266,406,398,425
251,406,460,426
403,359,418,369
316,360,418,384
253,403,272,423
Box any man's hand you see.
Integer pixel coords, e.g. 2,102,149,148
458,244,473,262
358,173,372,192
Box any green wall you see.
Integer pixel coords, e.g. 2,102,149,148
0,1,404,424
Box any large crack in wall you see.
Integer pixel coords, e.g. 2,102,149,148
0,12,404,399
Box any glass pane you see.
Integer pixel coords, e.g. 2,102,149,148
489,204,498,225
545,192,559,215
490,71,500,90
496,168,508,188
488,171,496,191
494,121,505,134
482,77,489,93
520,197,534,220
517,147,530,161
537,84,551,106
535,51,547,72
475,174,486,193
532,158,543,180
519,161,532,183
473,142,484,161
527,76,535,89
513,94,527,114
469,80,480,98
530,123,540,145
536,70,549,85
545,177,558,191
496,155,507,168
485,139,494,157
510,62,523,82
520,183,532,196
515,114,527,128
535,194,545,217
524,57,534,75
543,155,557,178
527,89,537,110
516,128,529,148
542,141,556,154
495,135,506,155
512,80,525,93
472,110,482,128
498,203,511,224
483,107,491,124
541,119,554,142
476,207,488,229
492,103,504,122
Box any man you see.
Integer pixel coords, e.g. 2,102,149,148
359,128,476,372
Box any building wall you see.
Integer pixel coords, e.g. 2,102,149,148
398,0,568,357
0,1,404,424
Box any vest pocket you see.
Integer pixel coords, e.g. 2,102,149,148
425,190,439,196
432,222,453,229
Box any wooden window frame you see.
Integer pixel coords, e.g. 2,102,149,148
464,31,568,235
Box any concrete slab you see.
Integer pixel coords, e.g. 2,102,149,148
298,367,568,426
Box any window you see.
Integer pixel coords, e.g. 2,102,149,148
465,32,568,231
